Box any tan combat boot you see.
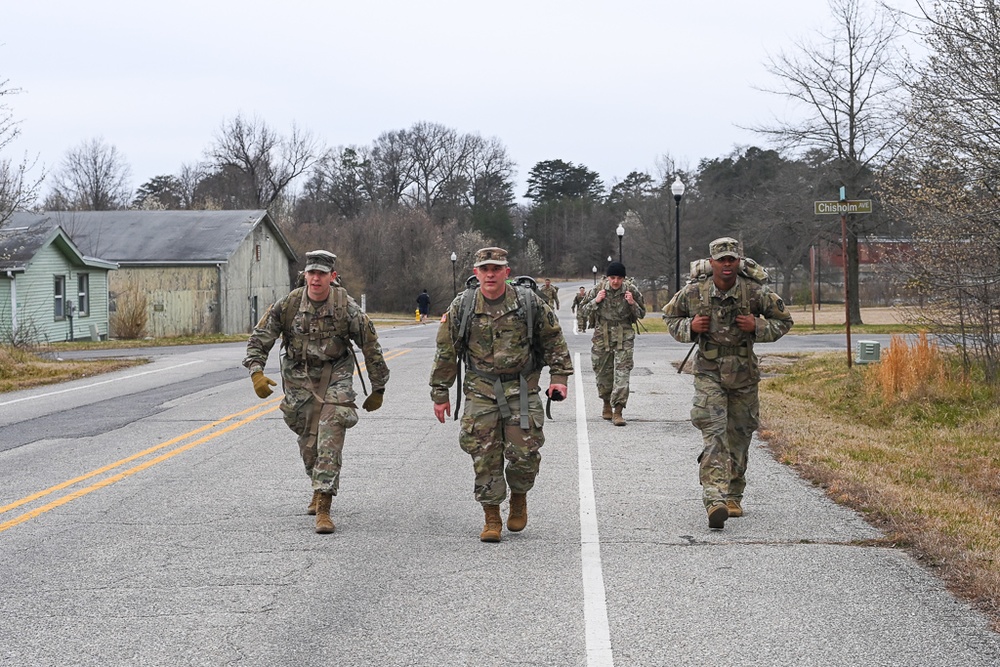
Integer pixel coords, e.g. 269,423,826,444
612,406,626,426
725,498,743,517
708,502,728,529
507,493,528,532
307,490,321,516
315,493,335,534
601,400,613,420
480,504,502,542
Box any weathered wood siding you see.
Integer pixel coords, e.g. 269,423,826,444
110,266,218,338
220,221,293,334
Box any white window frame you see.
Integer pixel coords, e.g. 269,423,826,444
77,274,90,317
54,275,66,319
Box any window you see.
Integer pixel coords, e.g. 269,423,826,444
54,276,66,318
77,274,90,316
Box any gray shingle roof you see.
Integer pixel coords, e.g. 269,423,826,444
4,210,295,264
0,224,117,272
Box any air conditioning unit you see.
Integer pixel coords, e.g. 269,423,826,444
856,340,881,364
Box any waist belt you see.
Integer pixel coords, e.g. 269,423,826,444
466,359,534,430
700,341,749,360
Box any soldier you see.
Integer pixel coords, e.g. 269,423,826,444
662,237,792,529
571,286,588,333
580,261,646,426
430,247,573,543
539,278,560,310
244,250,390,535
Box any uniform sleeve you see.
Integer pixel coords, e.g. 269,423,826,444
579,286,600,318
535,298,573,384
351,310,390,390
753,286,794,343
429,295,463,403
242,299,284,374
662,285,697,343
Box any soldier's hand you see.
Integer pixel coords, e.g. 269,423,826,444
594,289,606,303
624,290,635,305
735,314,757,333
546,384,568,401
691,315,711,334
251,371,276,399
434,401,451,423
362,389,385,412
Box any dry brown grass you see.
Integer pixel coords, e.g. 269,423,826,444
760,349,1000,629
0,346,147,393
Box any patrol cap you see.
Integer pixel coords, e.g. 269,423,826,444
473,246,509,267
606,261,627,277
709,237,742,260
304,250,337,273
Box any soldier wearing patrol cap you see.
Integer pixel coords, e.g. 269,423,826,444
662,236,792,530
244,249,390,535
430,246,573,543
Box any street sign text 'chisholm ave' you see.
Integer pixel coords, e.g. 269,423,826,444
814,200,873,215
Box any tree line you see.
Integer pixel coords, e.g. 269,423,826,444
2,0,999,381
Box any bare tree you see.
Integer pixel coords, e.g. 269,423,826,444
752,0,911,323
879,0,1000,382
0,77,44,222
205,114,321,209
47,137,132,210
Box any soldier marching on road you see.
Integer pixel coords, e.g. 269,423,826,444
430,247,573,543
571,286,588,333
580,261,646,426
539,278,560,310
662,237,792,530
244,250,390,535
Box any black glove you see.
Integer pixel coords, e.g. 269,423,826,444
362,389,385,412
546,387,565,401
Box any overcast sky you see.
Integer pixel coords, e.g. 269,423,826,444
3,1,922,201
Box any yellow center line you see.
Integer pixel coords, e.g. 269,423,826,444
0,348,411,533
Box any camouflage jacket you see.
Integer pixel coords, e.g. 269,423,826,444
539,284,560,309
662,276,792,379
429,285,573,404
243,286,389,392
571,293,586,312
580,280,646,349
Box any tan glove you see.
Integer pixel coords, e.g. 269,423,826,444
251,371,276,399
362,389,385,412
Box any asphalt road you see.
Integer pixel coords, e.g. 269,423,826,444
1,292,997,667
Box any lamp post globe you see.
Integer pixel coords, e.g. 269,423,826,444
592,265,598,285
670,176,686,294
616,223,625,262
450,251,457,296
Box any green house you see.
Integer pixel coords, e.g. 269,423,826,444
0,224,117,343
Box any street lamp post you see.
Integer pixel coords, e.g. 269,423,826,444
592,265,598,285
671,176,686,294
616,223,625,262
450,251,457,296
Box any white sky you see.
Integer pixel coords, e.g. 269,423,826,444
3,0,923,201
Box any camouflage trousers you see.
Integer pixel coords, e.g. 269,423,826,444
690,373,760,509
576,313,588,332
459,392,545,505
280,382,359,495
591,342,635,408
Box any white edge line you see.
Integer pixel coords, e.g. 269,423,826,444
576,352,614,666
0,360,204,407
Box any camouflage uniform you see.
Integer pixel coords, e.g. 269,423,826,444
539,283,560,310
662,241,792,512
580,277,646,409
430,284,573,505
571,290,588,333
244,284,389,496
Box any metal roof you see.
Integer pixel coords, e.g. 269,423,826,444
4,210,296,264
